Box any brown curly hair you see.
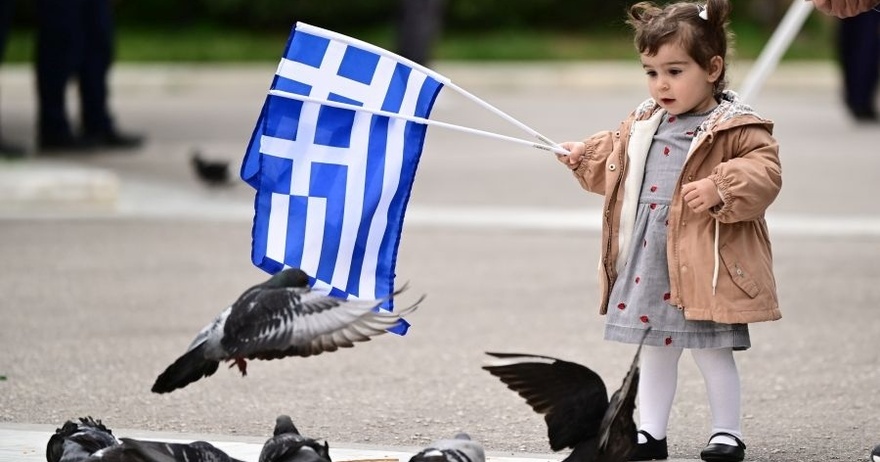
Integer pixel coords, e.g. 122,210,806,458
626,0,734,96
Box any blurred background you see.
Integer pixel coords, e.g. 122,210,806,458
2,0,837,63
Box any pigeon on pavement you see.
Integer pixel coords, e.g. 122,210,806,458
482,329,650,462
94,438,246,462
871,443,880,462
408,433,485,462
259,415,331,462
190,150,231,187
46,416,120,462
152,267,424,394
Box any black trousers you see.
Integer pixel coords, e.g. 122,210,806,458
36,0,115,139
838,11,880,116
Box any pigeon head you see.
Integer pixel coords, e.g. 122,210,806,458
274,414,300,436
267,268,311,289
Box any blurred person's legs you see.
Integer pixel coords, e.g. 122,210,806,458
36,0,142,152
396,0,446,66
838,10,880,122
0,0,24,156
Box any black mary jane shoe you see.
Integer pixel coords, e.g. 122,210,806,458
700,432,746,462
629,430,668,461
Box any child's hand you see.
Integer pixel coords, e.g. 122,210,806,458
681,178,722,213
556,141,586,170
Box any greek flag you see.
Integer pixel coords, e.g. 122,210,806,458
240,23,444,334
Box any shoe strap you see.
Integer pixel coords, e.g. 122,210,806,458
708,431,746,449
638,430,662,443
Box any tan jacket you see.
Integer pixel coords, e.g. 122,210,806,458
566,92,782,324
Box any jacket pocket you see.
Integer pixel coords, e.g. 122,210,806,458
719,244,759,298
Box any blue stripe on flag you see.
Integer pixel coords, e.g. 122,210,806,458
310,162,347,283
281,195,308,269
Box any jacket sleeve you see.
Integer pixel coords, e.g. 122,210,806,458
568,130,616,195
708,124,782,223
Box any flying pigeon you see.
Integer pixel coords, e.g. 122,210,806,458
190,150,231,186
46,416,120,462
259,415,331,462
482,329,650,462
91,438,246,462
408,433,485,462
151,267,424,394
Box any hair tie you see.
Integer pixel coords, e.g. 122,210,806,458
698,4,708,20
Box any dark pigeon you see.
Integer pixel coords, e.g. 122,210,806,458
258,415,331,462
152,267,424,394
872,443,880,462
92,438,246,462
46,416,119,462
482,328,650,462
408,433,485,462
191,150,231,186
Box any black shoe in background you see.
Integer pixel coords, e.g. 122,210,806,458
38,133,96,153
0,139,26,158
83,130,144,150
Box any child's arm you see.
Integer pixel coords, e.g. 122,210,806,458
705,126,782,223
555,130,617,195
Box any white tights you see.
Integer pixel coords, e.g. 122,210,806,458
636,346,743,446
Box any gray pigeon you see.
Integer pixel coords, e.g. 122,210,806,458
46,417,120,462
152,267,424,394
91,439,245,462
482,329,650,462
258,415,331,462
408,433,485,462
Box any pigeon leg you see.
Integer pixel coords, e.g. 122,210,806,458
227,358,248,376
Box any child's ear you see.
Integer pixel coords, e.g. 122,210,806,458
707,55,724,82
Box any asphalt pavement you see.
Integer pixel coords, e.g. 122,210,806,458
0,60,878,462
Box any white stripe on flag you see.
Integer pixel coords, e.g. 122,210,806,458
302,195,326,275
266,193,289,264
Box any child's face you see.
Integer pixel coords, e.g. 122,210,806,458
640,42,723,115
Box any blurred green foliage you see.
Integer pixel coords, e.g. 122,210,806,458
3,0,834,62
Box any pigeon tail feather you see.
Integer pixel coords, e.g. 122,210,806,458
151,343,220,394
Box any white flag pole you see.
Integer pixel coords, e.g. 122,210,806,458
268,89,570,155
443,81,565,150
295,22,567,153
738,0,814,102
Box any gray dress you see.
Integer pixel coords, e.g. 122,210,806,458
603,111,750,350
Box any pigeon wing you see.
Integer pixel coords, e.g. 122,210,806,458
222,286,422,359
595,329,651,461
115,438,245,462
483,353,609,452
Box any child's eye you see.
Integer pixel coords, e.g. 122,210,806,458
669,69,682,75
645,70,657,77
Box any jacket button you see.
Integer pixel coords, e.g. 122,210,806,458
687,175,694,181
681,265,688,272
609,164,617,171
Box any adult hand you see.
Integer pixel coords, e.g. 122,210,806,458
681,178,722,214
556,141,585,170
810,0,880,18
